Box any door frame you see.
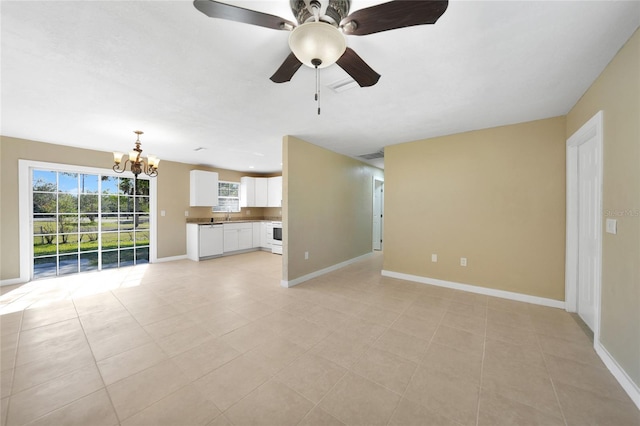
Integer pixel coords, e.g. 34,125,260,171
565,110,603,340
372,177,384,251
18,159,158,283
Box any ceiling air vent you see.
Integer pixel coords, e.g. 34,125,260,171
358,149,384,160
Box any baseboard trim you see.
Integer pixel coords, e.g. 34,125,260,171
381,270,565,309
282,252,374,288
0,277,27,287
594,339,640,410
154,255,188,263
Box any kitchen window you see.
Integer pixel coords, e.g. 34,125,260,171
212,181,240,213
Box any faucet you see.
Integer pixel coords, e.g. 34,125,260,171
226,206,232,222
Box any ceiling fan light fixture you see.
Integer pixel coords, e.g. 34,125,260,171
288,22,346,68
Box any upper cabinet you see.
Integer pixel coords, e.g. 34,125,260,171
240,176,282,208
190,170,219,207
255,178,268,207
268,176,282,207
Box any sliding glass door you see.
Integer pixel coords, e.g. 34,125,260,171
32,169,150,279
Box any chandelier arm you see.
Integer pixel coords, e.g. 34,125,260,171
113,159,128,174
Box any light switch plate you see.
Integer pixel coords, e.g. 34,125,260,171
606,218,617,234
431,254,437,262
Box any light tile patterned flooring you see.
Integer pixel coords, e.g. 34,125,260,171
1,251,638,426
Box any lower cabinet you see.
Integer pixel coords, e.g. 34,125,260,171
188,221,275,260
223,222,253,253
187,224,223,261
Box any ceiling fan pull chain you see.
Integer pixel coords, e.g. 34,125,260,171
312,58,322,115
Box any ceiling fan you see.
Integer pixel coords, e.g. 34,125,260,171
193,0,449,88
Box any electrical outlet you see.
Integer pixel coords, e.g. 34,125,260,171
184,211,189,217
431,254,437,262
304,251,309,260
460,257,467,267
161,210,166,217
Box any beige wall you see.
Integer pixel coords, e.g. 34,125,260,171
566,29,640,387
283,136,383,282
384,117,567,301
0,136,276,281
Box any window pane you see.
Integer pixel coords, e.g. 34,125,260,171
34,235,57,257
119,196,135,213
58,173,78,193
134,214,149,230
228,184,239,197
101,195,119,213
58,215,78,233
102,176,119,194
135,231,149,246
33,215,56,235
80,194,99,213
101,214,118,232
34,256,57,279
58,194,78,213
101,232,119,251
102,250,119,269
33,193,57,213
218,182,229,197
33,170,57,192
119,216,135,231
58,254,79,275
79,233,99,252
119,178,135,195
136,179,149,196
80,174,99,194
79,215,98,233
213,197,240,213
136,247,149,264
136,196,149,213
120,231,135,249
80,252,99,272
58,233,79,254
120,249,135,267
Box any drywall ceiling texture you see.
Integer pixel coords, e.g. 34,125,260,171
2,1,639,172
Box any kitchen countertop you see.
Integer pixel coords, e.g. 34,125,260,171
186,218,281,225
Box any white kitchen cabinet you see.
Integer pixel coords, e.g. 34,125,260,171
186,223,223,261
240,176,278,207
252,222,262,248
255,178,268,207
267,176,282,207
223,222,253,253
265,223,273,250
190,170,219,207
239,176,255,208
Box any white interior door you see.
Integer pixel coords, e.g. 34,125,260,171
373,179,384,250
577,135,600,331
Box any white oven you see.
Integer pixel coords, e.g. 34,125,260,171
271,221,282,255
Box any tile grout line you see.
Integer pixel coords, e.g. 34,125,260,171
534,323,570,426
72,290,123,426
384,295,450,426
474,299,489,426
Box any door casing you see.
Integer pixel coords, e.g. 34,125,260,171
565,111,603,339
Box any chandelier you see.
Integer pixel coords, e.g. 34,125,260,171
113,131,159,178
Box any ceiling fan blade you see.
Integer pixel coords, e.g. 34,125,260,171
336,48,381,87
341,0,448,36
193,0,296,31
270,52,303,83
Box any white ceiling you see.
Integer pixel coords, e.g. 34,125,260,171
2,1,639,173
